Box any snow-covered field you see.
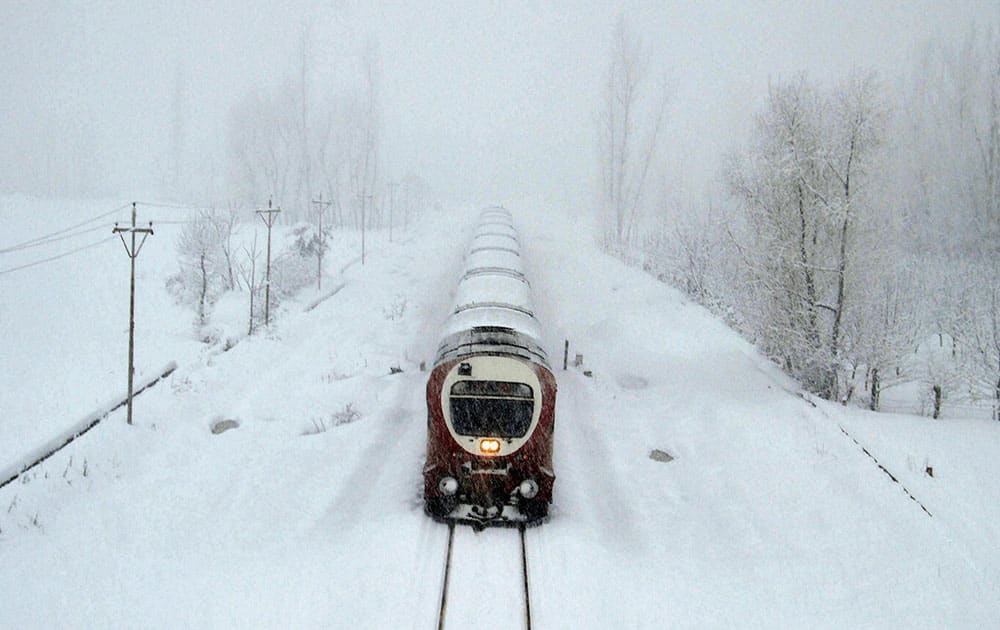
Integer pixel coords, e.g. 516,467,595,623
2,195,999,628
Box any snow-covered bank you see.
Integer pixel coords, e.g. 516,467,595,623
2,197,999,627
0,361,176,490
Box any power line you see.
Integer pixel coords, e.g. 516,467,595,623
0,236,117,276
1,222,117,254
134,200,244,213
0,203,130,254
134,200,213,211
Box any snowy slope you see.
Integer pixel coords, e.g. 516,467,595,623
2,198,999,628
520,208,1000,627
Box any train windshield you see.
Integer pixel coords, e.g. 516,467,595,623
449,380,534,438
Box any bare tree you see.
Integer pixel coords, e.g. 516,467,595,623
899,28,1000,416
347,38,382,231
597,14,670,253
226,29,383,230
237,231,264,335
228,90,295,209
206,205,241,291
296,25,313,222
168,62,187,196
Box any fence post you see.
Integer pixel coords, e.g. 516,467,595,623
869,368,880,411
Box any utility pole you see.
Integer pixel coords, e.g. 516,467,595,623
387,181,398,242
256,199,281,327
311,193,332,290
362,194,372,265
113,202,154,426
403,182,410,231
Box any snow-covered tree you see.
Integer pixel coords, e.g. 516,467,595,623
641,192,735,320
962,268,1000,420
727,72,892,400
167,210,229,329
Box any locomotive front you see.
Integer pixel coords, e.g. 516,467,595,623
423,208,556,527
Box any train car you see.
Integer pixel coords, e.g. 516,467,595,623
423,207,557,527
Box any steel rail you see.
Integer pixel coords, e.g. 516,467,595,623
436,523,456,630
435,522,533,630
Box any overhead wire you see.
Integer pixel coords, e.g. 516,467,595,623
0,202,185,276
135,200,272,217
0,236,118,276
1,222,118,253
0,203,130,254
0,199,242,276
134,200,220,212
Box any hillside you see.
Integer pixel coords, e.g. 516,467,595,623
1,197,999,628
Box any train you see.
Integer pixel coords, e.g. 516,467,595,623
423,207,557,527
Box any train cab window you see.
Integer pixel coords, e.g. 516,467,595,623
449,380,534,438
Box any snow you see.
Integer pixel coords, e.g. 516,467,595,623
0,361,176,489
444,527,527,628
2,195,1000,627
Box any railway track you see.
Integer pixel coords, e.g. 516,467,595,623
436,523,533,630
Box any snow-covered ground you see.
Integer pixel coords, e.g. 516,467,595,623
2,195,999,627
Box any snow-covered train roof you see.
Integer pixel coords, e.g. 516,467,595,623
435,208,548,367
470,233,520,252
464,248,524,275
453,274,532,315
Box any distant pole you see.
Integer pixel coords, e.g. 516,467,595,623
256,199,281,326
112,202,154,425
312,193,332,290
388,181,398,242
403,183,409,231
362,194,372,265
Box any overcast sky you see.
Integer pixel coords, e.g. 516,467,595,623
2,0,996,207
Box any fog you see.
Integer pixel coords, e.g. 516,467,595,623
1,0,994,207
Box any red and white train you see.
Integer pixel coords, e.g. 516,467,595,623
423,207,557,527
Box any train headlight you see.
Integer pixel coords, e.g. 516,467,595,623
479,438,501,455
518,479,539,499
438,476,458,496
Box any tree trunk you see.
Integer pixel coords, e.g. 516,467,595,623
869,368,880,411
198,253,208,327
995,364,999,421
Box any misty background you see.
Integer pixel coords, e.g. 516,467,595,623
2,1,993,207
4,1,1000,414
